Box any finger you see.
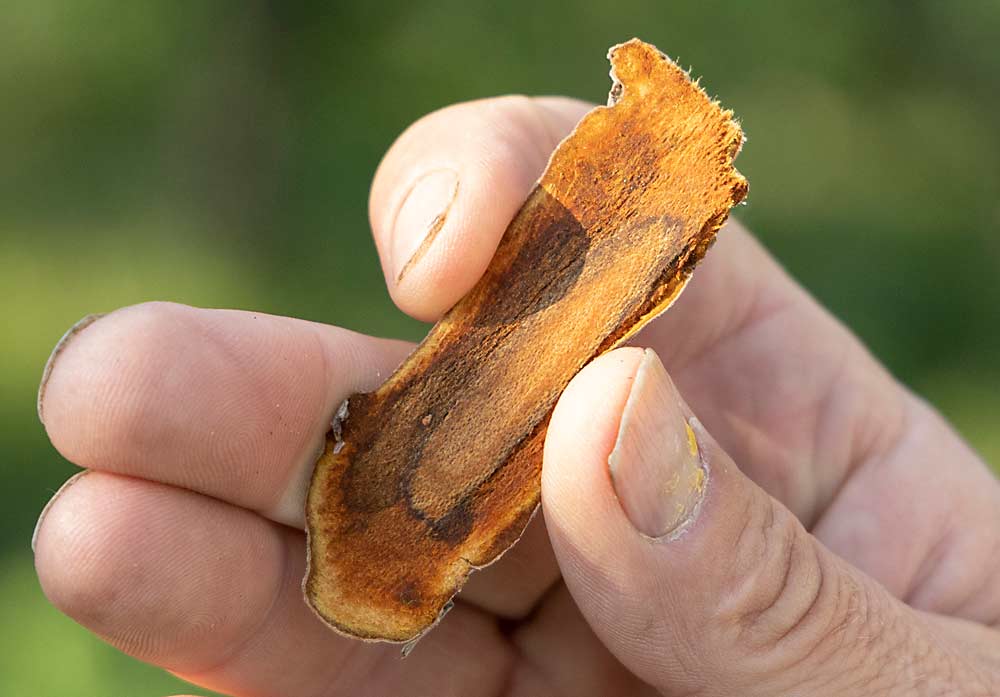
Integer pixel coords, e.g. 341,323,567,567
38,301,411,528
34,472,514,697
369,95,590,321
37,301,557,619
642,221,1000,623
812,392,1000,626
543,348,996,695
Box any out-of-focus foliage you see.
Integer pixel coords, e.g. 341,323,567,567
2,1,998,693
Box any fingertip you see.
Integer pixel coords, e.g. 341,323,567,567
31,469,89,555
542,347,644,543
34,472,284,664
40,302,245,477
370,96,592,321
34,471,97,609
39,302,167,468
544,347,645,474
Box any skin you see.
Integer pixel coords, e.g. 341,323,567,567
34,96,1000,696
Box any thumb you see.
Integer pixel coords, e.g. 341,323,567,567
542,347,979,696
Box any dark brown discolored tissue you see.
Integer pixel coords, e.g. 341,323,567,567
304,38,748,642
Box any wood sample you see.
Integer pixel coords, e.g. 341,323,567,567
305,38,748,642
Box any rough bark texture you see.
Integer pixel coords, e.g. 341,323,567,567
304,38,748,642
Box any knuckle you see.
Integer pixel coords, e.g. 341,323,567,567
711,495,846,660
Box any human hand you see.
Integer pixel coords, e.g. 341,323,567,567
35,96,1000,696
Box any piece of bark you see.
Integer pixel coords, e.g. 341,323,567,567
305,38,747,642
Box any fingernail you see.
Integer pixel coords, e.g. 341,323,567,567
38,313,105,425
609,348,707,539
32,470,89,554
391,168,459,282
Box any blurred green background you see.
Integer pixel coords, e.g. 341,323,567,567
2,1,998,694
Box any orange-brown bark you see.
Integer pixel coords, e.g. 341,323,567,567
305,38,747,642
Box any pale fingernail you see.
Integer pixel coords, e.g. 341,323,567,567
38,313,105,425
608,348,707,539
32,470,90,554
391,168,459,282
